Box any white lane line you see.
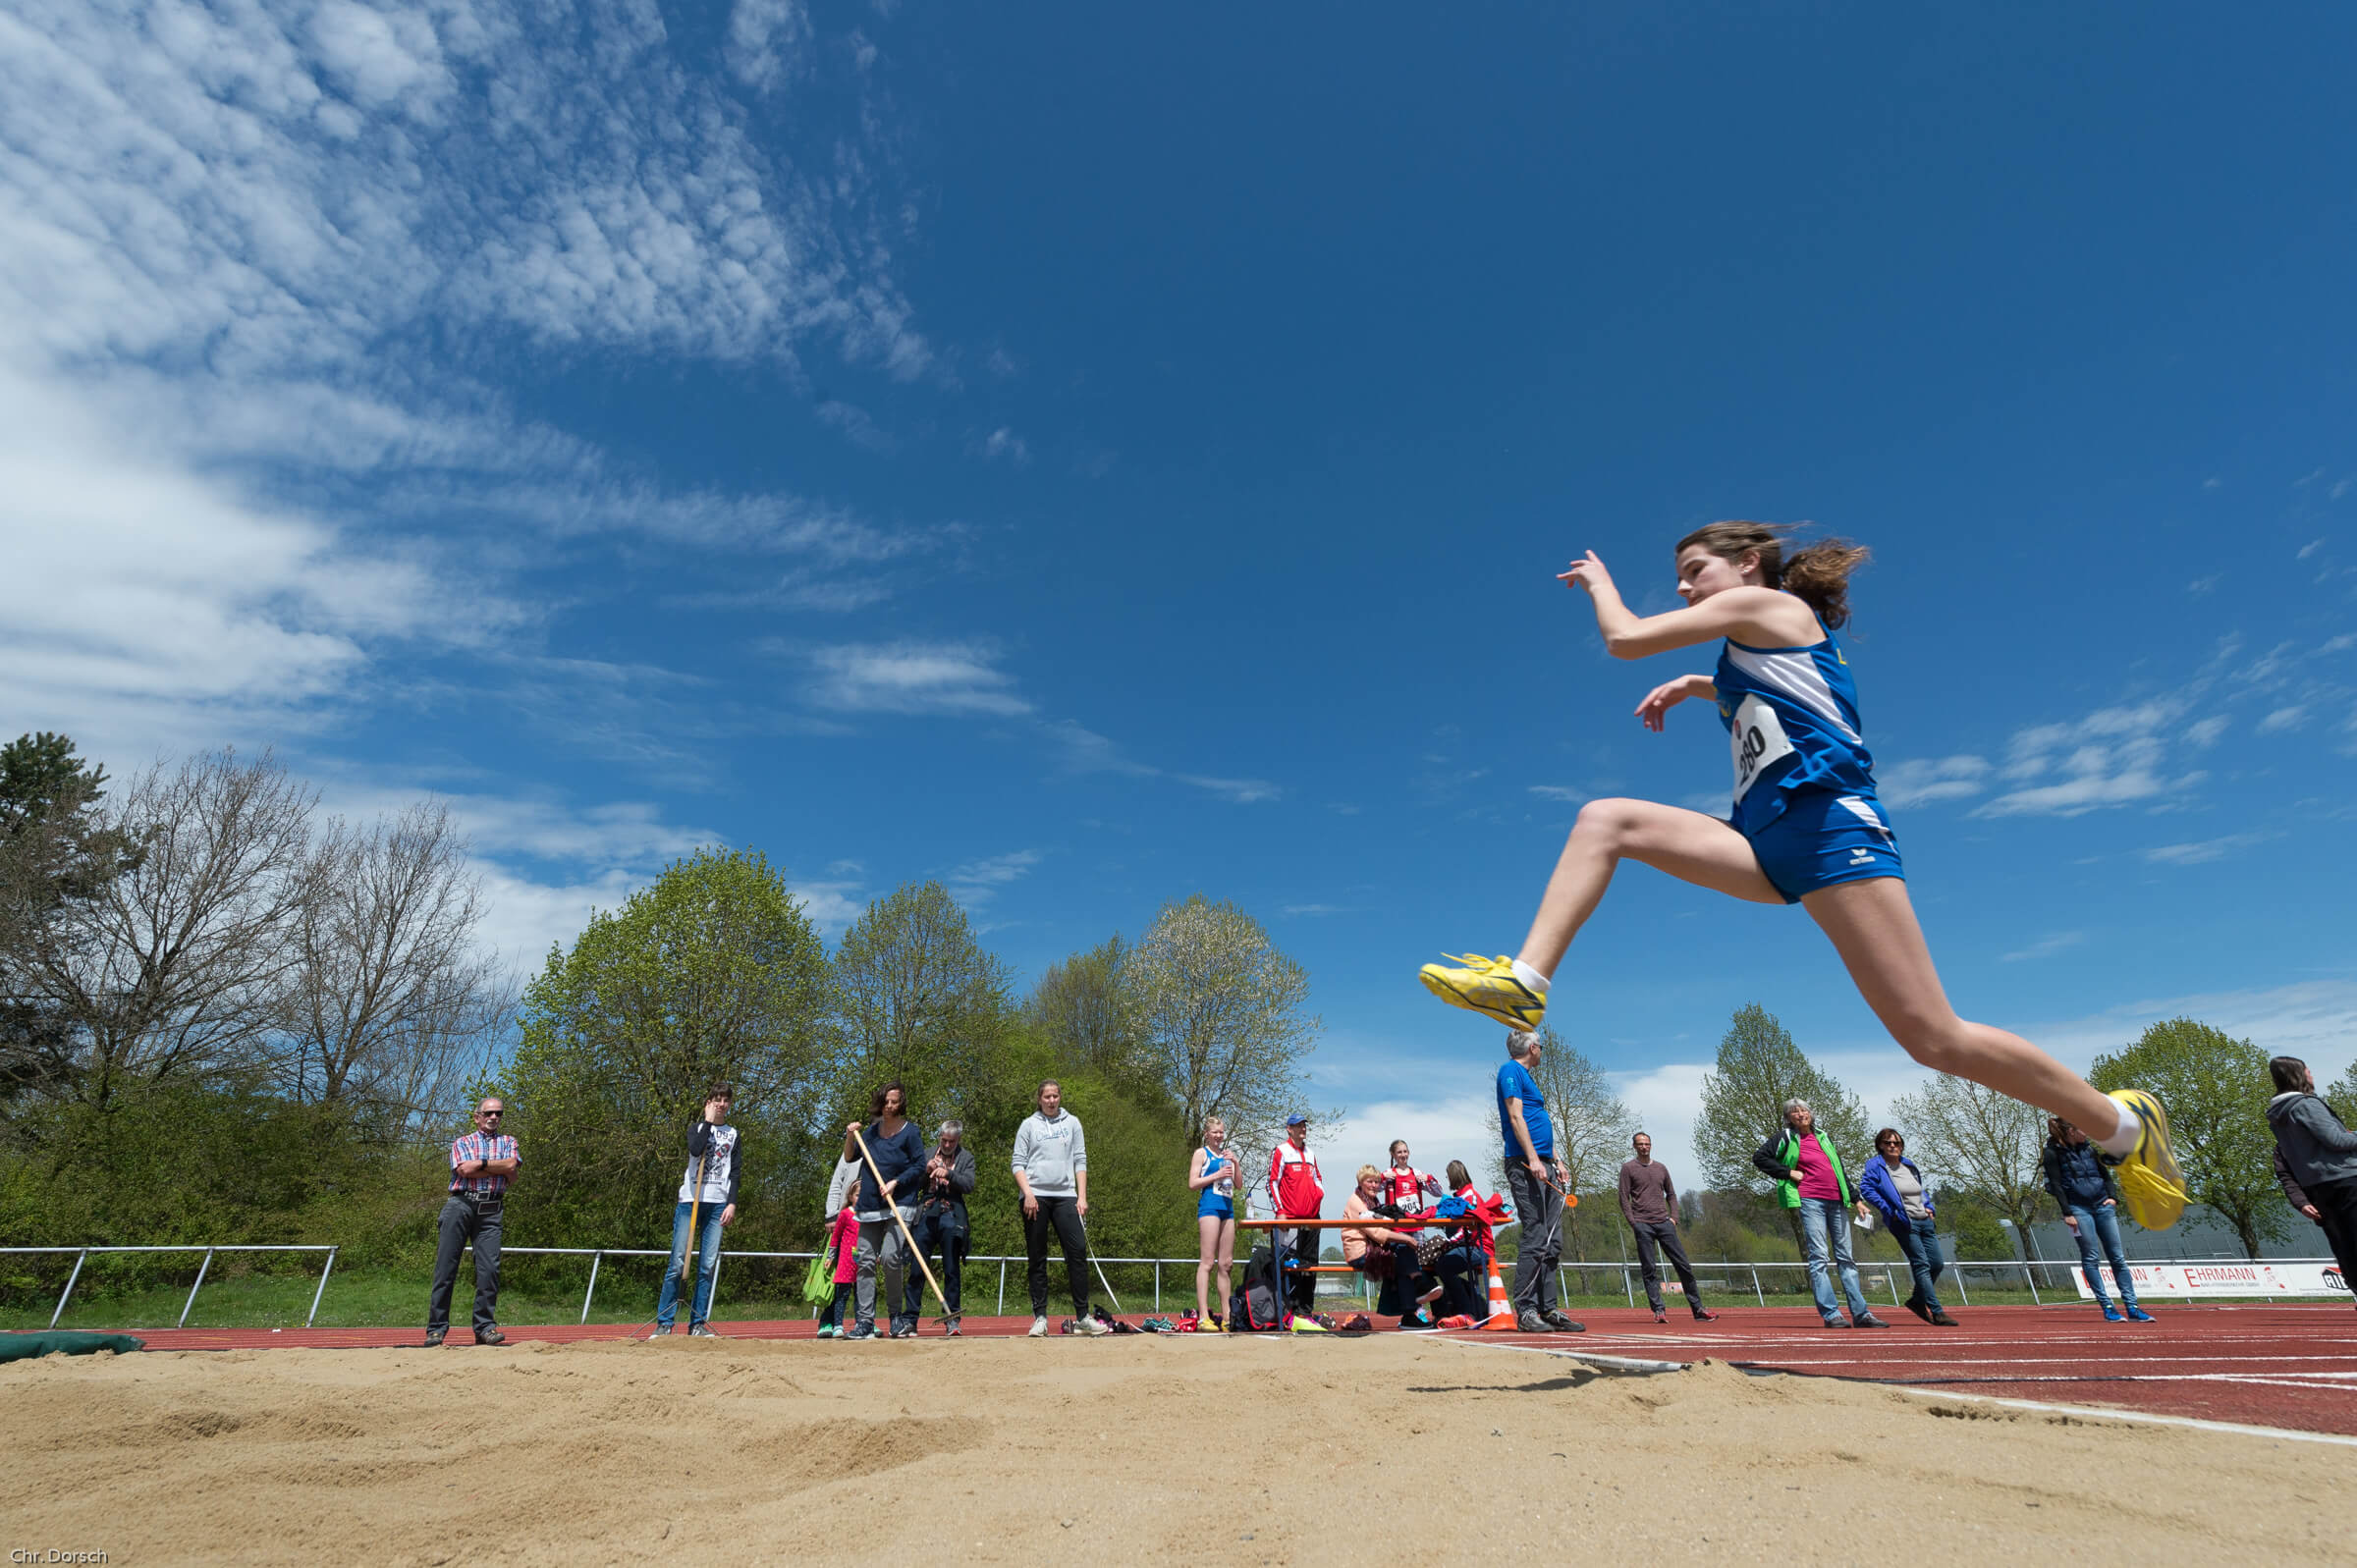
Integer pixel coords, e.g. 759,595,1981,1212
1890,1384,2357,1447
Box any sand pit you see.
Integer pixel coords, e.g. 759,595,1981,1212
7,1335,2354,1564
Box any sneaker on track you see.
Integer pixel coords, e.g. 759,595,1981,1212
2101,1304,2124,1322
2103,1089,2189,1230
1027,1316,1048,1338
1417,954,1547,1031
1071,1315,1112,1336
2124,1305,2155,1322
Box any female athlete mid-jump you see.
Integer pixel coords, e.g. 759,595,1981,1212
1417,521,2187,1229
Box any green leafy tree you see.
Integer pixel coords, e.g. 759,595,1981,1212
2090,1017,2284,1259
504,848,830,1245
1124,894,1321,1153
1482,1023,1634,1261
1025,935,1141,1086
827,881,1018,1130
1889,1075,2050,1231
2322,1060,2357,1128
1694,1003,1871,1196
0,732,139,1102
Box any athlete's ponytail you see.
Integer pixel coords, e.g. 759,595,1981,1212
1675,520,1871,630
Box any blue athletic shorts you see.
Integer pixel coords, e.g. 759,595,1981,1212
1744,788,1904,903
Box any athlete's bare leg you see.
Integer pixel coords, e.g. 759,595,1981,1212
1516,799,1784,976
1802,876,2118,1130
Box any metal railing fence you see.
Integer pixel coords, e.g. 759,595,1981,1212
5,1243,2338,1329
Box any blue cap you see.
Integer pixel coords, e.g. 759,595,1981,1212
1286,1113,1309,1126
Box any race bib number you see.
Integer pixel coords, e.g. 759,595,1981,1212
1730,693,1795,801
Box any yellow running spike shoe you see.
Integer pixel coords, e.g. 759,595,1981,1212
2103,1089,2188,1231
1418,953,1547,1031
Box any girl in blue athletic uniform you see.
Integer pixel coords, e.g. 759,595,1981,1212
1418,521,2186,1229
1188,1116,1239,1329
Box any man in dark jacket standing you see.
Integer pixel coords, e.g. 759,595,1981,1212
1753,1100,1885,1329
906,1119,977,1336
1617,1133,1717,1325
2268,1056,2357,1311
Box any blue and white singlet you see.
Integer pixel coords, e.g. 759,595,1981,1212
1711,621,1880,836
1197,1147,1235,1218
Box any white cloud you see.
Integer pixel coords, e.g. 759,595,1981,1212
815,400,895,453
726,0,809,93
2000,930,2086,963
2141,833,2269,866
948,848,1042,905
1281,903,1350,917
2258,705,2309,734
1323,1093,1500,1199
806,640,1034,716
1974,701,2209,818
970,426,1030,465
2322,633,2357,655
1045,721,1282,804
1877,754,1990,809
2299,538,2328,560
1527,784,1587,803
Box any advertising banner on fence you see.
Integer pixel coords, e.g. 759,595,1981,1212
2069,1261,2349,1299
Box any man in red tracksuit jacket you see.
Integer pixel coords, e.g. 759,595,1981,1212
1268,1113,1325,1314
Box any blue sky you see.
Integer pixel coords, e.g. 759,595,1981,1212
6,2,2355,1189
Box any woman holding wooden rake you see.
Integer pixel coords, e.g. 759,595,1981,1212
842,1082,925,1340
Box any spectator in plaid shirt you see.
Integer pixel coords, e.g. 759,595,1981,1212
426,1099,521,1346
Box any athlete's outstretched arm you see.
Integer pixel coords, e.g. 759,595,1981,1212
1559,553,1814,658
1635,675,1717,731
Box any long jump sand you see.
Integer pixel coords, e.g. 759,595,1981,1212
7,1335,2353,1565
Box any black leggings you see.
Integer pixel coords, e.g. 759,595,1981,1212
2310,1177,2357,1309
1024,1195,1091,1319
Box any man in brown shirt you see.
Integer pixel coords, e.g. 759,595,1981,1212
1617,1133,1717,1325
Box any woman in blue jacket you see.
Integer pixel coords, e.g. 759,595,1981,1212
1859,1128,1956,1325
2043,1117,2155,1323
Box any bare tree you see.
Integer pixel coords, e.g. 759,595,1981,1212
1889,1075,2050,1232
270,801,513,1138
1124,894,1321,1153
10,749,318,1108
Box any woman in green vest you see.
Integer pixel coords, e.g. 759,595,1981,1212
1752,1100,1887,1328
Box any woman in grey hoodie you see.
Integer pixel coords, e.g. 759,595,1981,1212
2267,1056,2357,1309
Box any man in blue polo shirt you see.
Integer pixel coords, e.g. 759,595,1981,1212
1498,1031,1580,1333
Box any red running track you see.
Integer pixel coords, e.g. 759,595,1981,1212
1459,1303,2357,1436
19,1303,2357,1438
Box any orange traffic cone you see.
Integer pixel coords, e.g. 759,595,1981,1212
1479,1257,1515,1330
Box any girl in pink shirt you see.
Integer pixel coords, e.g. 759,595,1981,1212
817,1206,859,1337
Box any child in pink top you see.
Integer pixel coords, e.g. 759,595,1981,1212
818,1206,858,1336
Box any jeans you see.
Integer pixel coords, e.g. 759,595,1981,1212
655,1201,725,1329
1893,1214,1945,1312
1631,1218,1706,1314
2065,1202,2138,1306
1796,1197,1870,1321
1504,1164,1563,1316
427,1194,503,1333
1025,1195,1091,1319
818,1281,851,1330
855,1213,911,1328
906,1208,966,1324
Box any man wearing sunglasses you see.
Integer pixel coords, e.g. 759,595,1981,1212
426,1098,521,1347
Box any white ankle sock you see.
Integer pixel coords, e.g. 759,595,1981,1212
1509,958,1549,994
2094,1097,2140,1158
